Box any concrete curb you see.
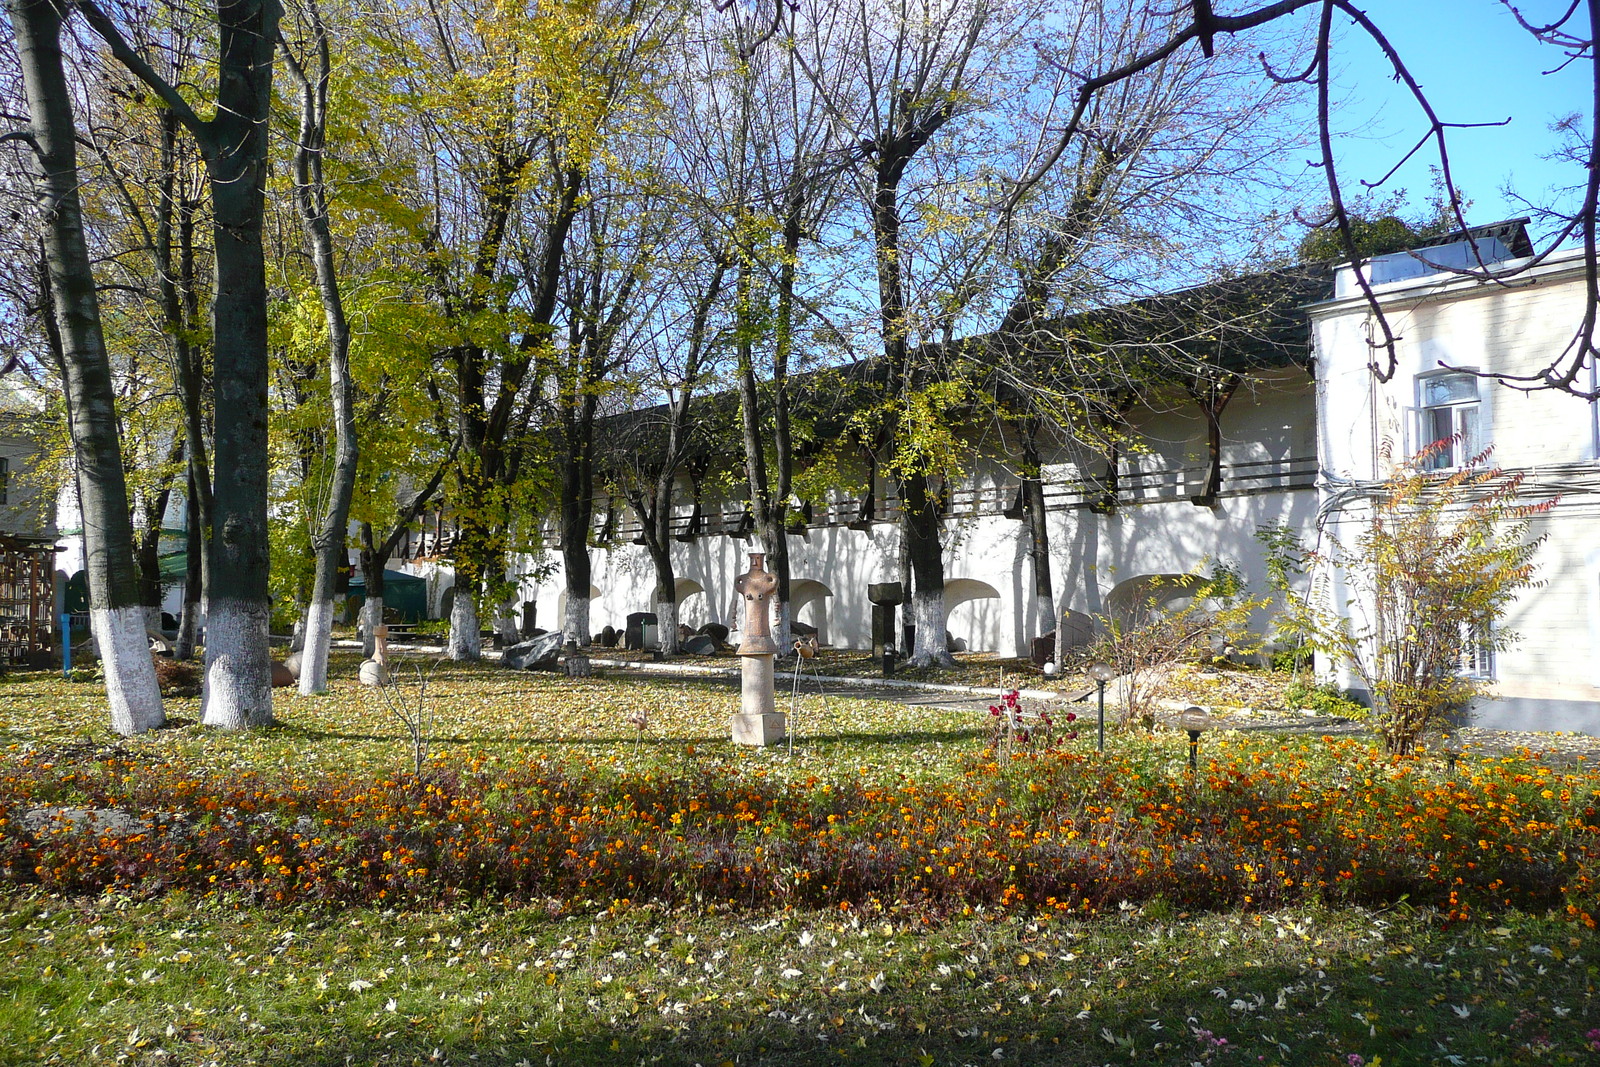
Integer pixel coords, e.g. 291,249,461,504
585,656,1066,702
333,639,1065,703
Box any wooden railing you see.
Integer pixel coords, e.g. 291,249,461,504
560,455,1317,546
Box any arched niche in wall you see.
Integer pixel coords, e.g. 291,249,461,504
675,577,709,629
789,578,832,645
555,584,604,632
1103,573,1205,628
944,578,1001,652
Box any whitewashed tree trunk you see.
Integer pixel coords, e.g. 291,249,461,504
14,0,162,735
201,597,273,729
907,588,955,669
493,598,519,646
361,594,383,658
563,594,591,647
94,606,165,736
655,596,678,655
1033,594,1055,643
773,599,792,657
297,597,336,695
284,15,359,701
448,587,481,660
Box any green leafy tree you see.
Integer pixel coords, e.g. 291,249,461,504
1295,189,1459,262
1262,444,1549,754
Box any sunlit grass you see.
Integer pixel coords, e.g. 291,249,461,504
1,658,1597,1065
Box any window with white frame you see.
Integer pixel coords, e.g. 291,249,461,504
1417,371,1481,468
1459,619,1494,679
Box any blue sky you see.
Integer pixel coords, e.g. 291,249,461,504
1320,0,1589,243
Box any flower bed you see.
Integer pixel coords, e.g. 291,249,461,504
3,737,1595,926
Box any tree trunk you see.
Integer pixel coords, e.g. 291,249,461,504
447,464,488,663
361,594,384,658
448,580,481,660
560,447,594,647
902,470,955,668
766,207,804,656
13,0,163,735
562,592,591,650
173,193,212,628
176,481,202,660
756,510,792,654
647,539,677,656
359,524,387,659
871,159,952,668
1020,424,1055,637
136,475,172,629
492,595,518,647
655,592,678,656
286,12,359,696
734,258,792,652
622,257,726,659
193,0,281,729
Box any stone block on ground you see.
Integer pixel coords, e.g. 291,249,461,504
696,622,729,645
1061,610,1095,650
867,582,903,606
502,631,563,670
624,612,656,651
271,660,296,687
1030,632,1055,668
682,633,717,656
730,711,787,747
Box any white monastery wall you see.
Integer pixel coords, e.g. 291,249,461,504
517,369,1320,659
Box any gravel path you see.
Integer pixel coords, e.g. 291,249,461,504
610,665,1600,770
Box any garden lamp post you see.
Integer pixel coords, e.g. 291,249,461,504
1087,661,1116,751
1179,706,1211,774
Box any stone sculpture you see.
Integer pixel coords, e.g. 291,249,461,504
359,625,392,686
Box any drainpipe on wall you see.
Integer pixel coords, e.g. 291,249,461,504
1368,315,1383,480
1590,347,1598,461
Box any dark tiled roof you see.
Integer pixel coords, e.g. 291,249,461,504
1416,217,1534,259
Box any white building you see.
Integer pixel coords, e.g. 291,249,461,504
520,269,1329,666
1312,228,1600,732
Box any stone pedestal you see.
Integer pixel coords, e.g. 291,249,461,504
867,582,903,659
732,653,785,745
870,604,895,658
733,553,785,746
563,640,591,678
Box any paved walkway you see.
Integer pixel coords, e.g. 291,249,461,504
360,642,1600,769
600,662,1600,769
598,664,1017,715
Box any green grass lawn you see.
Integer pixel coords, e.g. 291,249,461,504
0,655,1595,1066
